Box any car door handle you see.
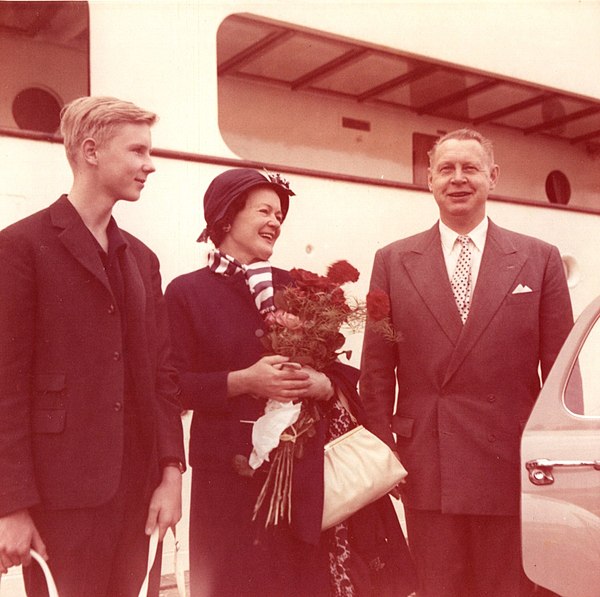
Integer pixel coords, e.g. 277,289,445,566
526,459,600,485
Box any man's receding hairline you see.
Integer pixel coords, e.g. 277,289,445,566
430,137,494,169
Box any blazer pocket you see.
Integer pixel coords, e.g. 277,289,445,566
32,409,66,434
392,415,414,439
34,373,66,393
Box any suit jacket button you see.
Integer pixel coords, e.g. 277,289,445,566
488,433,496,442
108,304,116,314
113,402,122,411
487,394,496,403
113,351,121,361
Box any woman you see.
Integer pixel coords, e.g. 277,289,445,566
165,168,415,597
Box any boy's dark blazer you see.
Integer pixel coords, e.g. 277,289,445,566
0,195,184,517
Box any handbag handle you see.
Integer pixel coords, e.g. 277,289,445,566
29,550,59,597
138,527,185,597
29,526,181,597
137,527,160,597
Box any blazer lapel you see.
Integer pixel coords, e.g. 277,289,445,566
50,196,112,295
442,221,526,386
121,246,151,401
121,247,147,327
402,225,463,345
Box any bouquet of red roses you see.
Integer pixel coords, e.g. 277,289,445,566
252,261,361,527
252,261,397,528
262,260,363,370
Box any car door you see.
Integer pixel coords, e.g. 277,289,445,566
521,294,600,597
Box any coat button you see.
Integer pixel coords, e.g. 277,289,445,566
113,402,122,411
113,351,121,361
487,394,496,403
488,433,496,442
108,304,116,314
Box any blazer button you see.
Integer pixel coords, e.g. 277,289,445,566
113,402,122,411
487,394,496,403
113,351,121,361
108,304,116,314
487,433,497,442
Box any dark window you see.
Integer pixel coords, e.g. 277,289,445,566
0,1,89,135
545,170,571,205
412,132,439,187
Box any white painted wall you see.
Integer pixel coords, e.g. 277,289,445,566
82,0,600,156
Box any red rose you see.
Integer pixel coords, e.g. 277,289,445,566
329,287,351,313
367,288,391,321
326,260,360,285
290,268,335,291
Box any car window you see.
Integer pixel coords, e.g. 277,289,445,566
564,312,600,417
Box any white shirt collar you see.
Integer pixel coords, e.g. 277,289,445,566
439,217,488,255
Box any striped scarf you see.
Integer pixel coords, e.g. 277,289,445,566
207,249,276,316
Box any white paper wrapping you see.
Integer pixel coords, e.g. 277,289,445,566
249,400,301,469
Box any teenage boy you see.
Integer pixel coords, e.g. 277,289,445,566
0,96,185,597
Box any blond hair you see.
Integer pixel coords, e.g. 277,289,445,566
60,96,157,164
428,128,495,169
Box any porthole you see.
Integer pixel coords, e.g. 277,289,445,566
1,1,89,135
12,87,62,134
545,170,571,205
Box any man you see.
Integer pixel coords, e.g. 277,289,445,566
360,128,573,597
0,96,185,596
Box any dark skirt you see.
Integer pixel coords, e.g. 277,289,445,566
189,465,416,597
189,468,330,597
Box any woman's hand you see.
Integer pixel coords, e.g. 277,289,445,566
295,366,334,401
228,355,311,402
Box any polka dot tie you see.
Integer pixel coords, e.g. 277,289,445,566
451,235,472,324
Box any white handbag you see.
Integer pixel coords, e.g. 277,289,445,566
322,424,407,530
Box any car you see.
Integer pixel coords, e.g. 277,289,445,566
521,294,600,597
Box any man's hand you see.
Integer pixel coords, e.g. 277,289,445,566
0,509,47,573
144,467,183,542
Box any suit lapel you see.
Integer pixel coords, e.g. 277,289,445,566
403,225,463,344
442,221,526,386
50,196,112,295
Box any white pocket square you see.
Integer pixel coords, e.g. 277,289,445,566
512,284,532,294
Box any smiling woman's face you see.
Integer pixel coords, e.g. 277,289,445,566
218,187,283,264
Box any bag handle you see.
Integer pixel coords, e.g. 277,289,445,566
29,550,59,597
137,527,160,597
29,526,182,597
